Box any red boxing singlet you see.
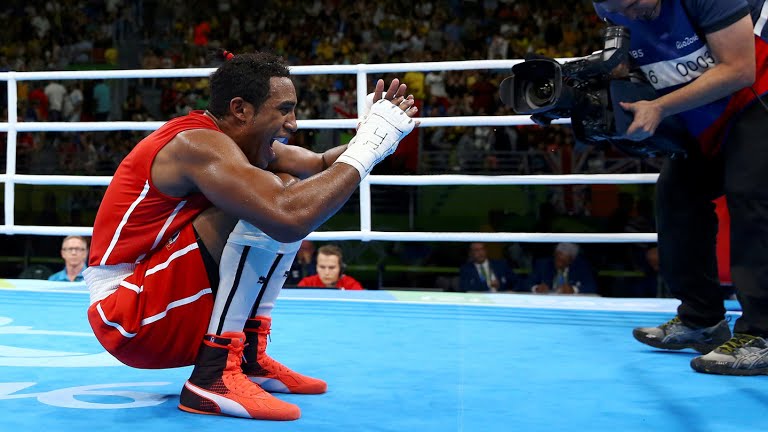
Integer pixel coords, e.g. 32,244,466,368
89,111,217,266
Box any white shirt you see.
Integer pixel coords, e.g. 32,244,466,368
45,82,67,111
474,260,497,292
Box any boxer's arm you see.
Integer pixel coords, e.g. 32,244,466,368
267,79,418,179
171,128,362,243
267,142,348,179
274,172,300,186
152,79,416,244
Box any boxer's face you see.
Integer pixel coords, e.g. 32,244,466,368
248,77,298,168
598,0,661,20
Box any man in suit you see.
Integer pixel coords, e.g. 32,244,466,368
459,242,517,292
525,243,596,294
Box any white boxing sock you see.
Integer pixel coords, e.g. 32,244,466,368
207,220,301,335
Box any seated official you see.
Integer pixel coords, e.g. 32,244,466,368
524,243,596,295
459,242,517,292
298,244,363,290
48,235,89,282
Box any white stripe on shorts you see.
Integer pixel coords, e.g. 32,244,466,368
119,280,143,294
145,241,199,277
140,288,213,327
96,302,138,338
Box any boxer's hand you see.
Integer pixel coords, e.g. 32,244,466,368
360,79,419,126
337,95,417,179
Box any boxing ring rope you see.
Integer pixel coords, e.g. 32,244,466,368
0,59,659,242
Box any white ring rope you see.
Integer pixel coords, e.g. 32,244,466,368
368,174,659,186
0,227,657,243
0,115,570,133
0,173,657,187
0,59,585,82
1,59,657,243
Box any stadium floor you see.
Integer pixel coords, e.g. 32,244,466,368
0,279,759,432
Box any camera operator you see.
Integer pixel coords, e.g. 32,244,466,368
592,0,768,375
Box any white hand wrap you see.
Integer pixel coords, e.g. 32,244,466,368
353,92,375,129
364,92,375,117
336,99,416,179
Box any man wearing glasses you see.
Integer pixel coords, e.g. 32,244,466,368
49,235,89,282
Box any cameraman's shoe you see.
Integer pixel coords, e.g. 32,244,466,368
691,334,768,376
178,332,300,420
243,316,327,394
632,316,731,354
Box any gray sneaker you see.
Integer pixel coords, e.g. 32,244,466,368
690,334,768,376
632,316,732,354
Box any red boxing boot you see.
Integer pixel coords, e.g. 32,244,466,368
178,332,301,420
243,317,327,394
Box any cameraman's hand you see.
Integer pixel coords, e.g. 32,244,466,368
620,100,664,141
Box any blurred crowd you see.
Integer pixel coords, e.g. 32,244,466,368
0,0,666,293
0,0,626,177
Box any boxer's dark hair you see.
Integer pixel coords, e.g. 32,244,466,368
207,50,290,117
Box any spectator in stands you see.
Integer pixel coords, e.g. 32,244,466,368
44,81,67,122
298,244,363,290
28,83,48,121
63,81,84,122
48,235,88,282
525,242,596,294
92,79,111,121
122,86,150,121
459,242,517,292
287,240,317,285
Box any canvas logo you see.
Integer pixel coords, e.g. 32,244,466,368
0,382,171,409
0,316,122,367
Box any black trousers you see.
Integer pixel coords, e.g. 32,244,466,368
657,101,768,336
